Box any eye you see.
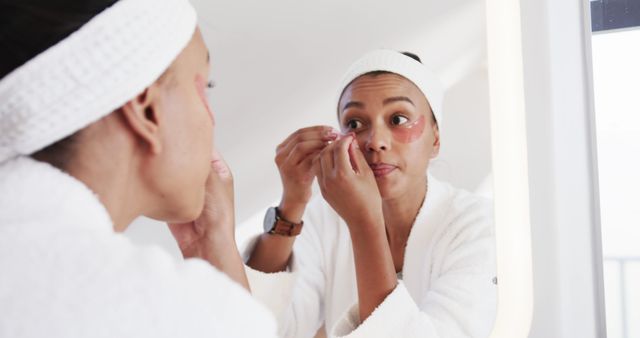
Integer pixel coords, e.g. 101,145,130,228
345,119,363,130
391,115,410,126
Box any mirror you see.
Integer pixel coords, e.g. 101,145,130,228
125,1,499,337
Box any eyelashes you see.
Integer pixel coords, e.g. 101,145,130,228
343,114,411,130
345,119,363,130
391,115,410,126
206,80,216,89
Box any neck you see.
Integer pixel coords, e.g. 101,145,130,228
382,175,428,242
67,152,142,232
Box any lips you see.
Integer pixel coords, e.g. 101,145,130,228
368,163,397,178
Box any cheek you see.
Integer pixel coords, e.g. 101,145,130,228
194,75,215,124
391,115,426,143
172,96,213,180
397,135,436,174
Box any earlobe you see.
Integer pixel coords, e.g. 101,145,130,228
431,125,440,158
119,87,164,155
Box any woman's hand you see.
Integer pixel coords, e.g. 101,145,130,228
315,135,396,321
314,134,384,232
276,126,338,220
246,126,338,274
168,148,235,259
168,148,250,290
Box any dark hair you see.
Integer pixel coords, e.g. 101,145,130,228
401,51,422,63
1,0,118,169
0,1,119,79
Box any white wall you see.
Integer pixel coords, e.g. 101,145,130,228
591,28,640,338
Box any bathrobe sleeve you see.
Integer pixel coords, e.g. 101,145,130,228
329,198,497,338
242,199,330,338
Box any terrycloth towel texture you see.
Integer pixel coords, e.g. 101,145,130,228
242,174,497,338
0,156,278,338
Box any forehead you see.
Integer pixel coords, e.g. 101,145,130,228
340,73,426,104
171,28,208,73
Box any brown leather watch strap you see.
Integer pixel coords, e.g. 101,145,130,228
268,209,303,236
269,219,303,236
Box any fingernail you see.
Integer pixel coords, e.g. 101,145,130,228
211,159,227,173
324,131,339,139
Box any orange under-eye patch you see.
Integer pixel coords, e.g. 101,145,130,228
391,115,426,143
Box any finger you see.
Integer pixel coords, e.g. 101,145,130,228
300,148,323,173
211,147,232,179
286,139,330,166
313,147,329,186
320,141,335,176
333,135,355,174
348,138,370,175
278,126,339,155
312,153,323,179
278,126,337,150
276,129,333,166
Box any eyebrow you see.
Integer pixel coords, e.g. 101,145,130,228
342,101,364,111
383,96,415,106
341,96,415,112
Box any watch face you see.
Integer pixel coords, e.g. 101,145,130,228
263,207,277,233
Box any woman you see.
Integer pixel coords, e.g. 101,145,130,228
245,50,497,338
0,1,275,337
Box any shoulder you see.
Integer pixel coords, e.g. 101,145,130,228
0,229,276,337
424,178,496,279
433,177,493,229
427,177,495,254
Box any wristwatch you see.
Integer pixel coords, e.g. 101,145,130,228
263,207,303,236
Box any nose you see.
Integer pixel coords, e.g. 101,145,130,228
365,123,391,152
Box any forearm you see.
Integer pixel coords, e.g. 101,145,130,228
246,234,295,272
202,230,251,291
246,199,305,273
349,220,398,322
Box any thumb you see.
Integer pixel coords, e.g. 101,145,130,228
348,138,370,175
211,147,232,179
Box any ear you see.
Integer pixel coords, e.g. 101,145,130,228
430,122,440,158
119,86,164,155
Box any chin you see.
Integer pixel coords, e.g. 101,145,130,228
377,177,414,201
168,192,205,223
376,182,398,200
185,192,206,221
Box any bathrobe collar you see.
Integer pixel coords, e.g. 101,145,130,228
0,156,113,233
401,173,451,300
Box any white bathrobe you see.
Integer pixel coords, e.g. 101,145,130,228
0,157,277,338
243,175,497,338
